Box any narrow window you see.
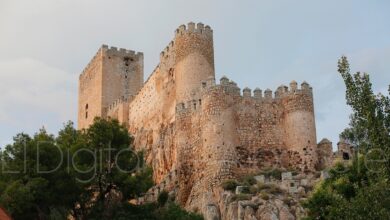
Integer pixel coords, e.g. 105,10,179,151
85,104,88,119
123,57,131,66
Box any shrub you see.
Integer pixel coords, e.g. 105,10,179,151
158,191,169,207
241,175,257,186
257,183,272,191
249,186,258,194
261,168,283,180
221,180,238,192
268,184,284,195
259,192,269,200
158,203,204,220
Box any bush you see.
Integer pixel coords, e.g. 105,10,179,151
257,183,272,191
158,203,204,220
221,180,238,192
261,168,283,180
249,186,258,194
268,184,284,195
158,191,169,207
259,192,269,200
241,175,257,186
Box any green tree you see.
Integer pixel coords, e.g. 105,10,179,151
303,56,390,220
0,118,201,220
0,128,81,219
338,56,390,175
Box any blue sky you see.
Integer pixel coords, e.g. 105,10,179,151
0,0,389,149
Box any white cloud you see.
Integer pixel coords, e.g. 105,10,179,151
0,58,76,130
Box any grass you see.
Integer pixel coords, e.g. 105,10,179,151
221,180,238,191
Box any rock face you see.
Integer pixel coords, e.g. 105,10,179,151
77,22,329,218
217,188,305,220
205,204,221,220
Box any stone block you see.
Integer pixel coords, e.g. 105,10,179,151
235,186,249,194
254,175,265,183
281,172,292,181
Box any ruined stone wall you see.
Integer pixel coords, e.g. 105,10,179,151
317,138,333,170
335,139,354,160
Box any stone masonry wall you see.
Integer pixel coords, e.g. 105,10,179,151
78,48,103,129
78,45,143,129
79,22,321,219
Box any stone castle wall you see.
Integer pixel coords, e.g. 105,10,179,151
78,48,104,129
78,22,320,217
78,46,143,129
171,76,318,210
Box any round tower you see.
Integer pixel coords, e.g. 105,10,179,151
283,81,317,172
173,22,215,103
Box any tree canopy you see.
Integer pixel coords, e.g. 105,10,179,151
303,56,390,220
0,118,202,220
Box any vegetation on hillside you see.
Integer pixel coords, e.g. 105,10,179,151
0,118,202,220
303,56,390,220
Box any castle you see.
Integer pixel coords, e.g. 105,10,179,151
78,22,335,218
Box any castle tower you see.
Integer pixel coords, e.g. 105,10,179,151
172,22,215,103
78,45,144,129
282,81,318,171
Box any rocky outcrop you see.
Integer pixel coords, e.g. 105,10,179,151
217,191,305,220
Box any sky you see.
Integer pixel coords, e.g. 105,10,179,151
0,0,390,149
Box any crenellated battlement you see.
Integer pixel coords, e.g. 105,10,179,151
79,46,104,79
175,75,314,119
207,76,313,100
174,22,213,37
105,96,130,113
159,41,175,61
107,97,129,110
80,44,143,79
102,44,143,59
159,22,213,63
175,98,203,115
